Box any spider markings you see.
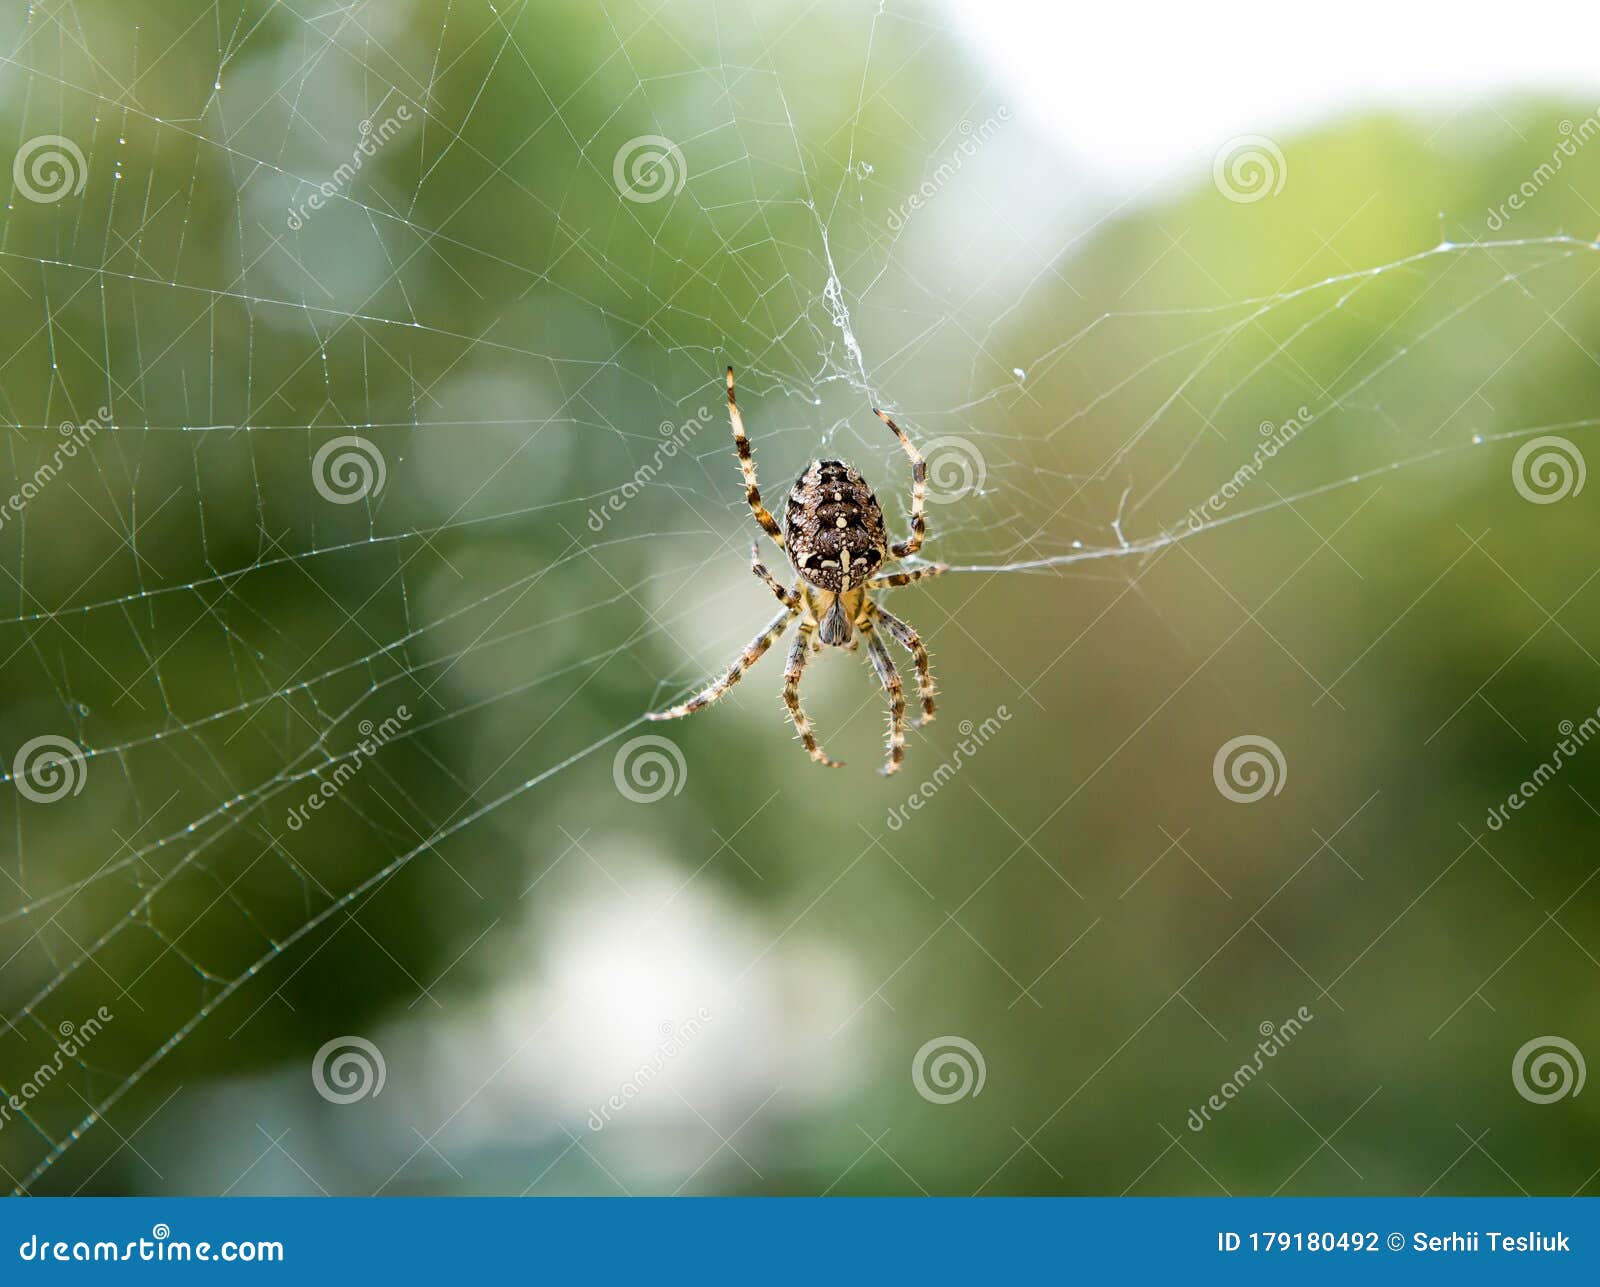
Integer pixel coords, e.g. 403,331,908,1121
647,367,947,775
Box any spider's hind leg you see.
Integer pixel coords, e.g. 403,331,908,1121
647,605,796,721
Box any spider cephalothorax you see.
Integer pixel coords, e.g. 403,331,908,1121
646,367,946,775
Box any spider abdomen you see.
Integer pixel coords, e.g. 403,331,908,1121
785,458,888,592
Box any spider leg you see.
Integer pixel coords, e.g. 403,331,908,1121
751,540,800,609
783,623,843,767
647,605,797,721
727,367,786,551
861,619,907,776
872,406,927,559
872,603,936,728
866,563,947,590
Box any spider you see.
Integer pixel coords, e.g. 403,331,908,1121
647,367,946,775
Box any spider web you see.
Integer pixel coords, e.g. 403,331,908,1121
0,0,1596,1195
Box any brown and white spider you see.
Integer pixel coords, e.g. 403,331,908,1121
647,367,947,775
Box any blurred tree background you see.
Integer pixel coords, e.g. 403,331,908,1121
0,0,1596,1196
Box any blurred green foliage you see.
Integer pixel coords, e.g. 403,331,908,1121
0,0,1596,1196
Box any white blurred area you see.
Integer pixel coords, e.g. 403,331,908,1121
949,0,1600,196
168,847,867,1193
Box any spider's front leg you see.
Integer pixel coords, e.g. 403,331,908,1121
783,623,843,767
872,407,927,559
860,620,907,775
727,367,786,553
647,605,796,721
